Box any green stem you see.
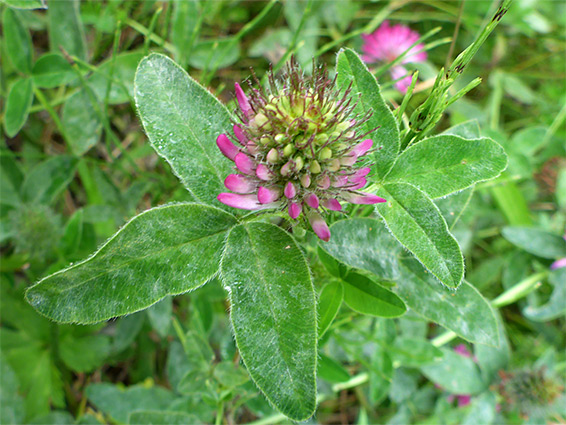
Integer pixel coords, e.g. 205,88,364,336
492,272,548,308
215,401,224,425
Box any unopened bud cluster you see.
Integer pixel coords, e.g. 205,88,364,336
217,58,385,241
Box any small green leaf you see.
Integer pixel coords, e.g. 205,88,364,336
0,0,46,9
188,39,241,70
391,338,443,367
336,48,400,179
128,411,202,425
48,0,87,60
317,280,343,337
59,333,111,373
86,383,176,424
462,392,497,425
32,53,75,88
396,260,499,346
146,296,173,338
213,361,250,388
26,204,237,324
62,89,103,156
441,119,480,139
376,183,464,288
4,78,34,138
386,135,508,198
523,268,566,322
435,187,474,229
318,353,350,383
320,218,401,280
134,53,234,210
3,8,33,74
317,246,348,279
475,313,510,383
221,222,317,421
88,51,145,104
21,156,78,205
502,227,566,259
369,346,392,405
342,272,406,317
421,348,486,394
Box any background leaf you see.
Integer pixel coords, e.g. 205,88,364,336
342,272,406,317
336,48,400,179
317,280,343,337
134,53,234,210
32,54,76,88
502,226,566,259
48,0,87,60
3,8,33,74
320,218,401,280
26,204,236,323
21,156,78,205
221,222,317,421
396,260,499,346
376,183,464,288
385,135,507,198
4,78,34,138
61,89,102,156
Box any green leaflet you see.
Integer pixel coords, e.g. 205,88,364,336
397,260,499,346
335,48,400,179
320,218,401,280
221,222,317,421
47,0,87,61
317,280,343,337
134,53,234,210
26,204,237,324
342,272,406,318
3,8,33,74
376,182,464,288
21,156,78,205
421,347,487,395
502,226,566,259
386,135,508,199
32,54,76,89
4,78,34,138
62,89,102,156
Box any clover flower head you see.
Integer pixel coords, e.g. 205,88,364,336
216,58,386,241
361,20,427,93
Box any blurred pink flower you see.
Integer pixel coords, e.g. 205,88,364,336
361,21,427,93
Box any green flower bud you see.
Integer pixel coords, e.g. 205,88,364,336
319,147,332,161
267,148,280,163
283,144,296,157
310,160,321,174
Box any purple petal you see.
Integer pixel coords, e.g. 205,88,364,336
550,257,566,270
350,139,373,158
233,124,247,145
235,153,255,175
234,82,252,118
351,167,371,180
344,192,387,205
317,175,330,190
340,155,357,166
300,174,311,188
257,186,281,204
323,198,342,211
307,211,331,242
224,174,255,194
289,202,302,219
218,193,263,210
390,66,412,94
349,177,367,190
284,182,297,199
332,175,348,188
305,193,319,209
256,164,273,181
217,134,239,160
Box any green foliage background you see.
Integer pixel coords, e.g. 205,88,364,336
1,1,565,424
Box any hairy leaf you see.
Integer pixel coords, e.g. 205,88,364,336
320,218,401,280
26,204,236,323
397,260,499,346
386,135,507,198
336,48,399,178
4,78,34,138
342,272,406,317
135,53,234,210
221,222,317,421
376,183,464,288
